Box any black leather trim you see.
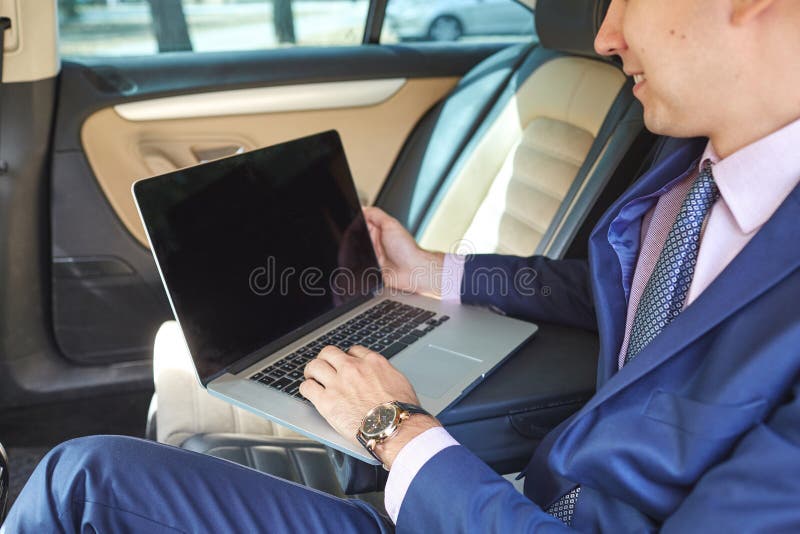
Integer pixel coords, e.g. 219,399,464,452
182,434,349,496
180,433,387,513
439,323,597,425
327,446,389,495
536,0,611,58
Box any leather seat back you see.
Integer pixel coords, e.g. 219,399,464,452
421,54,625,255
379,0,636,258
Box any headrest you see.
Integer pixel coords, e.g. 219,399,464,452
535,0,611,58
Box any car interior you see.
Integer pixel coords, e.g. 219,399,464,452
0,0,682,519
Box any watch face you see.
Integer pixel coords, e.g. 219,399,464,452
361,403,398,439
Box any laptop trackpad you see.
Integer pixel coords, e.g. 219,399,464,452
395,345,483,399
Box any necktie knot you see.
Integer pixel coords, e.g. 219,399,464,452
694,159,720,205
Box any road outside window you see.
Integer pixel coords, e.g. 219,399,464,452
381,0,535,44
58,0,370,57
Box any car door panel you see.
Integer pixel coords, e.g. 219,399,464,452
81,77,457,248
48,44,505,369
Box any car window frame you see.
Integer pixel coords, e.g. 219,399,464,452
364,0,389,43
56,0,533,59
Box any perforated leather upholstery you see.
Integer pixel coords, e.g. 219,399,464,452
419,56,625,255
464,117,594,254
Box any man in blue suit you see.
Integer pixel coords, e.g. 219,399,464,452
3,0,799,531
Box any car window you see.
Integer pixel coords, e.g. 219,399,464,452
57,0,369,57
381,0,536,44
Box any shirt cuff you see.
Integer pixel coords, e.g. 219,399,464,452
440,254,466,302
383,427,460,523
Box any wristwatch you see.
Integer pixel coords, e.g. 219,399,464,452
356,401,431,470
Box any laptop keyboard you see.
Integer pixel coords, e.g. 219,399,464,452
248,299,449,400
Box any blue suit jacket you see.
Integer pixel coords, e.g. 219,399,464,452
397,139,800,532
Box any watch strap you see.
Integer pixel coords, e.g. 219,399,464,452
356,432,386,467
394,401,430,418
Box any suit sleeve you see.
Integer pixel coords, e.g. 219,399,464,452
461,254,596,331
396,380,800,533
660,379,800,533
396,444,572,533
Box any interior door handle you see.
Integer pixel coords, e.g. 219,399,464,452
192,145,244,163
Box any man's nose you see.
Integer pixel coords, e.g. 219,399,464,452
595,0,627,57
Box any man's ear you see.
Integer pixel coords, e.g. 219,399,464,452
731,0,776,25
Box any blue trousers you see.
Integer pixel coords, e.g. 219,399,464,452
1,436,393,533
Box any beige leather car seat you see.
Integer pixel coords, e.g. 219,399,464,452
153,321,301,446
419,56,624,256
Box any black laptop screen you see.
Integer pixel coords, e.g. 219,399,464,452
135,131,381,383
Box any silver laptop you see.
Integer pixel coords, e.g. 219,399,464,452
132,130,537,464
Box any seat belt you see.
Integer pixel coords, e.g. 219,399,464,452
0,17,11,175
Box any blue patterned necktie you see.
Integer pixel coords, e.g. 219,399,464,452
624,159,720,363
545,160,720,525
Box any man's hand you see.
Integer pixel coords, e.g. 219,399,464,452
300,345,440,469
363,207,444,297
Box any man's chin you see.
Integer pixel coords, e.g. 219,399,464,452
640,100,702,139
642,108,679,138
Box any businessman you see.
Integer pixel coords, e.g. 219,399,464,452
3,0,800,531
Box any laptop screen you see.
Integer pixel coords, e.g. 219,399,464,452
135,131,381,383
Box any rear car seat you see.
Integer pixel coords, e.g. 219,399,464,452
148,0,645,502
379,0,637,259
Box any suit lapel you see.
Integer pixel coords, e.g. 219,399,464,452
526,139,799,503
590,138,707,386
521,139,708,502
580,183,800,416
